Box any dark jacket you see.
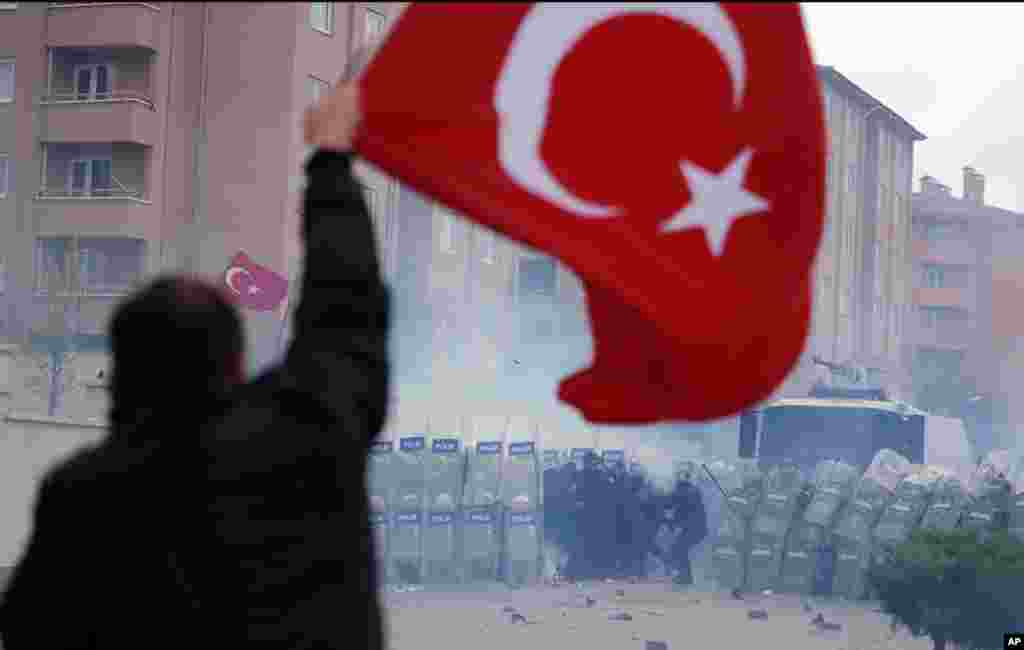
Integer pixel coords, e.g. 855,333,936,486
671,480,709,550
0,150,389,649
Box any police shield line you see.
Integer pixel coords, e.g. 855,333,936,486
367,436,713,589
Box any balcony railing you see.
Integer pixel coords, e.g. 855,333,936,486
39,90,154,110
36,174,147,202
48,2,161,10
36,187,146,201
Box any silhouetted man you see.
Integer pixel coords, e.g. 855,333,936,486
0,81,389,649
667,466,709,586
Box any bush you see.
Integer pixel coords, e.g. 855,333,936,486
869,528,1024,650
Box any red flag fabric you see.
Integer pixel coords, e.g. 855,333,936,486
355,3,825,422
222,251,289,312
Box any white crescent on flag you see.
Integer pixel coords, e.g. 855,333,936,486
494,3,747,219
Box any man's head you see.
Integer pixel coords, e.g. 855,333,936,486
109,275,245,420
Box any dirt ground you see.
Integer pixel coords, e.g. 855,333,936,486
380,580,933,650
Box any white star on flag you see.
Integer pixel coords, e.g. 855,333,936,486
659,148,770,257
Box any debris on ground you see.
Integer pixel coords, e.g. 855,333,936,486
607,610,634,621
762,589,773,596
616,588,626,597
802,600,813,613
645,641,668,650
810,613,842,632
747,609,768,620
730,588,744,600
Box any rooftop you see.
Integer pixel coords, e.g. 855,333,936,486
912,186,1023,230
817,65,927,141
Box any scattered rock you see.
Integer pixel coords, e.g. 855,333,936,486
507,613,529,624
502,605,518,614
645,641,668,650
810,613,842,632
586,596,597,608
730,588,744,600
802,600,813,613
747,609,768,620
607,610,633,621
615,588,626,597
762,589,773,596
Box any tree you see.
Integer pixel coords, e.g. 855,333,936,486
869,528,1024,650
24,237,83,417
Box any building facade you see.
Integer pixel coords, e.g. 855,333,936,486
909,168,1024,453
0,1,397,418
776,67,925,401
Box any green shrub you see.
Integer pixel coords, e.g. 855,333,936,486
869,528,1024,650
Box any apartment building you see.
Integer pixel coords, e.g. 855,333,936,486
0,2,396,418
776,67,925,400
909,169,1024,453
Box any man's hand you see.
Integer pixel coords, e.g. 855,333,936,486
304,80,361,154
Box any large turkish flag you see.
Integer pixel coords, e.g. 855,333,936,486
354,3,825,422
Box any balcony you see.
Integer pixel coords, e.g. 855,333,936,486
39,48,157,146
33,143,158,241
908,319,971,350
913,286,970,310
912,238,976,266
46,3,161,51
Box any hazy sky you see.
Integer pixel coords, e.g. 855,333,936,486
802,2,1023,212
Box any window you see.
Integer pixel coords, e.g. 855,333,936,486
0,155,8,197
364,7,387,47
0,3,16,11
67,158,113,196
924,221,961,241
0,60,13,103
437,205,460,254
924,265,946,289
919,306,966,329
35,237,145,293
517,255,557,299
308,76,328,105
0,257,5,294
73,63,112,100
309,2,333,34
478,226,496,263
79,238,145,292
847,162,857,193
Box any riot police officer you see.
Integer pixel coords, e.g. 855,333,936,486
666,463,709,586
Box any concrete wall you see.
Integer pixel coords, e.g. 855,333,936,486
0,411,105,568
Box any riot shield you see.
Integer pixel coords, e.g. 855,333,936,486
873,466,942,547
367,440,394,584
571,447,593,471
920,470,969,532
962,450,1013,533
542,449,562,472
705,460,760,591
389,435,427,586
462,440,503,582
502,440,542,586
748,463,810,592
422,436,464,584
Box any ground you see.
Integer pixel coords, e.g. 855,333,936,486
381,580,933,650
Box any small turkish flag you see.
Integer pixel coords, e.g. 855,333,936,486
355,3,825,422
222,251,289,312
